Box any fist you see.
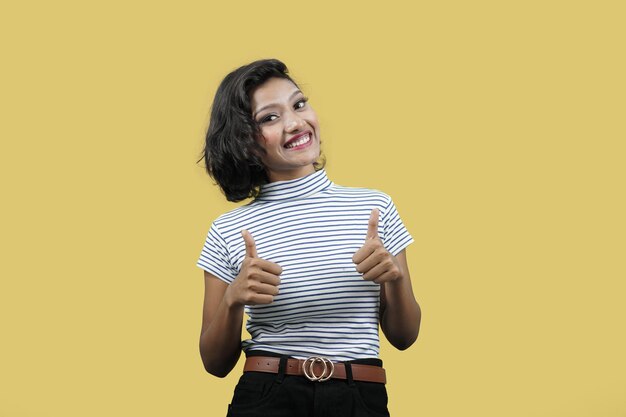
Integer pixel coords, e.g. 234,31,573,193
225,230,282,307
352,208,402,284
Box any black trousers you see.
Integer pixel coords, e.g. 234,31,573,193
226,351,390,417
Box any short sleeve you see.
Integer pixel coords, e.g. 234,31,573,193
381,196,414,256
196,222,237,284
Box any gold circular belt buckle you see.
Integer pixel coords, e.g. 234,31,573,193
302,356,335,382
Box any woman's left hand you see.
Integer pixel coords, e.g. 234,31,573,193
352,209,403,284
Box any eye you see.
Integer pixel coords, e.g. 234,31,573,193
295,96,309,110
258,114,278,124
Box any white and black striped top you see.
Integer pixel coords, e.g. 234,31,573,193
196,169,413,361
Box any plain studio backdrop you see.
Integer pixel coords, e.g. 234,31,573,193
1,1,624,416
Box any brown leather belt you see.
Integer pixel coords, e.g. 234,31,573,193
243,356,386,384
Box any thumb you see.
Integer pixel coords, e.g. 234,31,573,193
241,229,258,258
366,208,380,240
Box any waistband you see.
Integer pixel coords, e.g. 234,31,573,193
245,349,383,367
243,355,387,384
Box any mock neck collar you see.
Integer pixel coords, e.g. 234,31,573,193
256,169,333,202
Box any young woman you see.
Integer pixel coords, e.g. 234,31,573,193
196,59,421,417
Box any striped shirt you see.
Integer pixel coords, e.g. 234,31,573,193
196,169,413,361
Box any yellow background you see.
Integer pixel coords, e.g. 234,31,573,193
1,1,624,416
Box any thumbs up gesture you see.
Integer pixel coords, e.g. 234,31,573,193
225,230,282,307
352,209,402,284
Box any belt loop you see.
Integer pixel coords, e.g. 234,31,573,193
276,356,288,384
344,361,356,386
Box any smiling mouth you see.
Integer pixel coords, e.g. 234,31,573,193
284,132,312,149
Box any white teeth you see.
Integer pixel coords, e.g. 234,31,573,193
285,134,311,149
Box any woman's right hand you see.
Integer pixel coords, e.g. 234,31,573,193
224,230,282,308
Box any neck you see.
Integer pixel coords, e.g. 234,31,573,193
267,165,316,183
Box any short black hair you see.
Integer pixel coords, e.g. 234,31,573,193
197,58,322,202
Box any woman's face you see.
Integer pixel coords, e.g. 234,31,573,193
250,77,321,183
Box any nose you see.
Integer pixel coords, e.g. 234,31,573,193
284,112,306,132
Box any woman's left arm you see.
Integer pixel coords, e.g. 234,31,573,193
352,209,421,350
379,249,421,350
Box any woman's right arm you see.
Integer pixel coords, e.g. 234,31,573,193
199,230,282,377
199,271,245,378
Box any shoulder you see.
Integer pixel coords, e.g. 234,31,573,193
327,183,391,201
326,183,393,208
211,200,265,227
209,199,277,244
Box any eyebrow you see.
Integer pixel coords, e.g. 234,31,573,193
253,90,303,118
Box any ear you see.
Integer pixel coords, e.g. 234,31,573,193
249,135,267,158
